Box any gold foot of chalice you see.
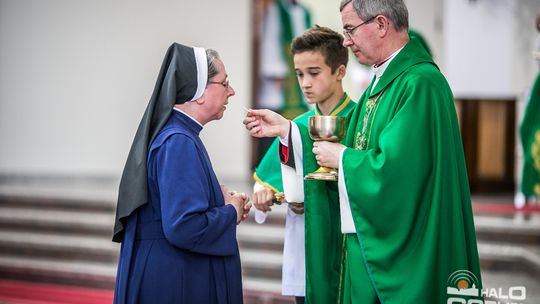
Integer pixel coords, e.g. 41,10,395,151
304,116,346,181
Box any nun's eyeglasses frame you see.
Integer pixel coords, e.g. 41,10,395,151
208,79,230,89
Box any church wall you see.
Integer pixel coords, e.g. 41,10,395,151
1,0,538,186
0,0,251,182
445,0,538,98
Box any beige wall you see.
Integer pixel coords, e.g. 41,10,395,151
445,0,539,99
0,0,251,181
0,0,537,183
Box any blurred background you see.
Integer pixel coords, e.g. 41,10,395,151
0,0,539,303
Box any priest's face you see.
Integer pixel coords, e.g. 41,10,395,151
341,2,380,65
294,51,344,107
204,59,235,122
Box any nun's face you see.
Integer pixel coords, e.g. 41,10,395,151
204,60,235,121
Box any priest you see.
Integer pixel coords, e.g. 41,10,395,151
244,0,482,302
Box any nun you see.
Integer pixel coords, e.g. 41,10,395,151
113,43,250,303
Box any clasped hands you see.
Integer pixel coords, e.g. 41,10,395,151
221,185,251,224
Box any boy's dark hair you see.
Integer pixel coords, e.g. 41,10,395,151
291,25,348,73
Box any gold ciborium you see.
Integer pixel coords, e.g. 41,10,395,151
272,192,304,210
304,116,346,181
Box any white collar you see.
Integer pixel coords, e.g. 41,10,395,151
173,108,203,128
372,46,404,79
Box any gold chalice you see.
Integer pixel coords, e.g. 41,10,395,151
304,116,346,181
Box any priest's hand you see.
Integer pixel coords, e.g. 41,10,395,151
313,141,346,169
253,188,274,213
243,109,290,138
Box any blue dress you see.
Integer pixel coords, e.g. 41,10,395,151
114,110,243,303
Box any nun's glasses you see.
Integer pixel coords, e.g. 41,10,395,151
208,78,230,89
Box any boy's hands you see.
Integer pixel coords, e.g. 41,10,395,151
252,188,275,213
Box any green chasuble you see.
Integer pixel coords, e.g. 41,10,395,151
254,94,356,304
520,72,540,197
341,39,482,303
408,28,432,57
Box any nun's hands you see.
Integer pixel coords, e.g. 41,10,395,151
240,197,251,223
243,109,290,138
221,185,251,224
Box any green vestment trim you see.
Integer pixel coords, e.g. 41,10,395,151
342,39,482,303
254,94,355,304
520,72,540,197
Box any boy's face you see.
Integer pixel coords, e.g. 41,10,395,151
293,51,343,105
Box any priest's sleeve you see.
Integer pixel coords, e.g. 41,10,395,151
279,122,305,202
154,134,238,256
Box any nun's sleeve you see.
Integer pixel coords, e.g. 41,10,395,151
153,134,238,256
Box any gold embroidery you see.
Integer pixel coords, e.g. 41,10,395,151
354,93,383,150
532,131,540,196
533,130,540,171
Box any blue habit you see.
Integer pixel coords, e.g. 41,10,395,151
114,110,243,303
